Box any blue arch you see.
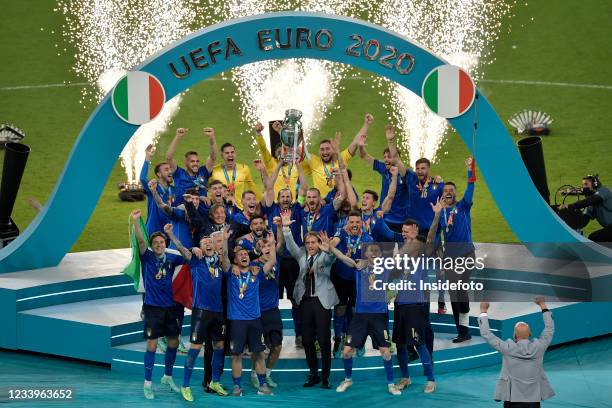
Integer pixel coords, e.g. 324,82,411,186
1,12,609,272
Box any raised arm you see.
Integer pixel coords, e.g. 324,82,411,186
218,227,232,271
381,166,399,214
296,159,308,200
386,125,407,177
253,159,272,206
203,127,217,172
535,296,554,349
357,132,375,167
427,197,444,244
346,113,373,156
272,217,285,252
254,121,276,171
478,302,514,354
164,223,192,260
149,179,172,216
281,210,304,260
243,165,261,199
140,145,153,190
165,128,188,172
330,246,358,268
463,157,475,205
131,209,148,255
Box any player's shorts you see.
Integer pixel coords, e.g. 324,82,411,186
392,303,428,346
229,319,266,355
143,304,182,340
331,272,356,307
260,308,283,347
190,308,226,344
279,256,300,301
346,313,390,349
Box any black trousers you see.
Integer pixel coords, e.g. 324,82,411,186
300,297,332,379
503,402,540,408
588,225,612,244
423,302,434,357
447,252,474,336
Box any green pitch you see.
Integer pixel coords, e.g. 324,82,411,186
0,0,611,252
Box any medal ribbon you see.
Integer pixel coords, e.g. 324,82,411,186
346,233,362,256
238,271,251,299
222,164,237,192
154,253,167,280
306,208,320,232
417,177,431,198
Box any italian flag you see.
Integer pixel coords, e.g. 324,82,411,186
422,65,475,118
112,71,165,124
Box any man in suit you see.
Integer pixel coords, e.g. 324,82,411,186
478,297,555,408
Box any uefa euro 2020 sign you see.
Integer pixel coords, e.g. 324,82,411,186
0,12,609,272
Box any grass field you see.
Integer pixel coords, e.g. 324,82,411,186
0,0,611,252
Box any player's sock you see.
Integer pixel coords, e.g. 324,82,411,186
343,357,353,379
383,357,394,384
257,373,266,387
144,350,156,381
233,376,241,387
396,347,409,378
183,348,199,387
164,345,178,376
212,349,224,382
416,344,434,382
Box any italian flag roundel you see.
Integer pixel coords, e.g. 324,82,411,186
422,65,475,119
112,71,165,125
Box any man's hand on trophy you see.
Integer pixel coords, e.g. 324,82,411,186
254,122,264,134
272,121,282,134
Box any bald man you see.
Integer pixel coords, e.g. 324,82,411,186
478,297,555,408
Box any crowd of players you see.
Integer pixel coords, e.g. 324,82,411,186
133,113,478,401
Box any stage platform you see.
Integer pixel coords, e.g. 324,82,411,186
0,244,611,379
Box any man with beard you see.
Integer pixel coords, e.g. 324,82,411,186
300,182,345,240
357,126,410,233
281,210,339,389
130,210,184,400
254,121,300,196
165,127,217,205
183,194,228,240
438,158,476,343
227,246,276,396
210,142,260,210
560,175,612,243
261,159,307,347
140,144,175,236
333,243,401,396
235,215,270,260
165,226,232,401
330,211,373,358
248,237,284,389
302,113,373,197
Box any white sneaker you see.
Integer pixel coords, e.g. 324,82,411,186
387,384,402,395
424,381,436,394
336,379,353,393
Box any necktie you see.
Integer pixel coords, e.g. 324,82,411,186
307,256,315,296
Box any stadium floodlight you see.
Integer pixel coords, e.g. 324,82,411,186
0,124,26,147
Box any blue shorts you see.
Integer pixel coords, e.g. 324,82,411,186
230,319,265,355
346,313,390,349
190,308,225,344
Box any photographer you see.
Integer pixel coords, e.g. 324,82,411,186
560,175,611,243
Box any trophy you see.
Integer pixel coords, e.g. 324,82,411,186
279,109,304,163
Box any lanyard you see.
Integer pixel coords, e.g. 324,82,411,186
362,213,376,234
158,183,174,205
306,208,320,232
223,164,237,192
346,233,362,256
323,161,335,187
443,206,458,233
417,177,431,198
154,254,167,280
204,255,219,277
238,271,251,299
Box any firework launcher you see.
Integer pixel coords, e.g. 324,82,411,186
279,109,306,165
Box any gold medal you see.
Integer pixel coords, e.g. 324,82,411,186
326,177,333,187
239,293,244,299
368,273,375,290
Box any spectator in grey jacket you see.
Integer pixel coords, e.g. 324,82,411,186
280,209,339,390
478,297,555,408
